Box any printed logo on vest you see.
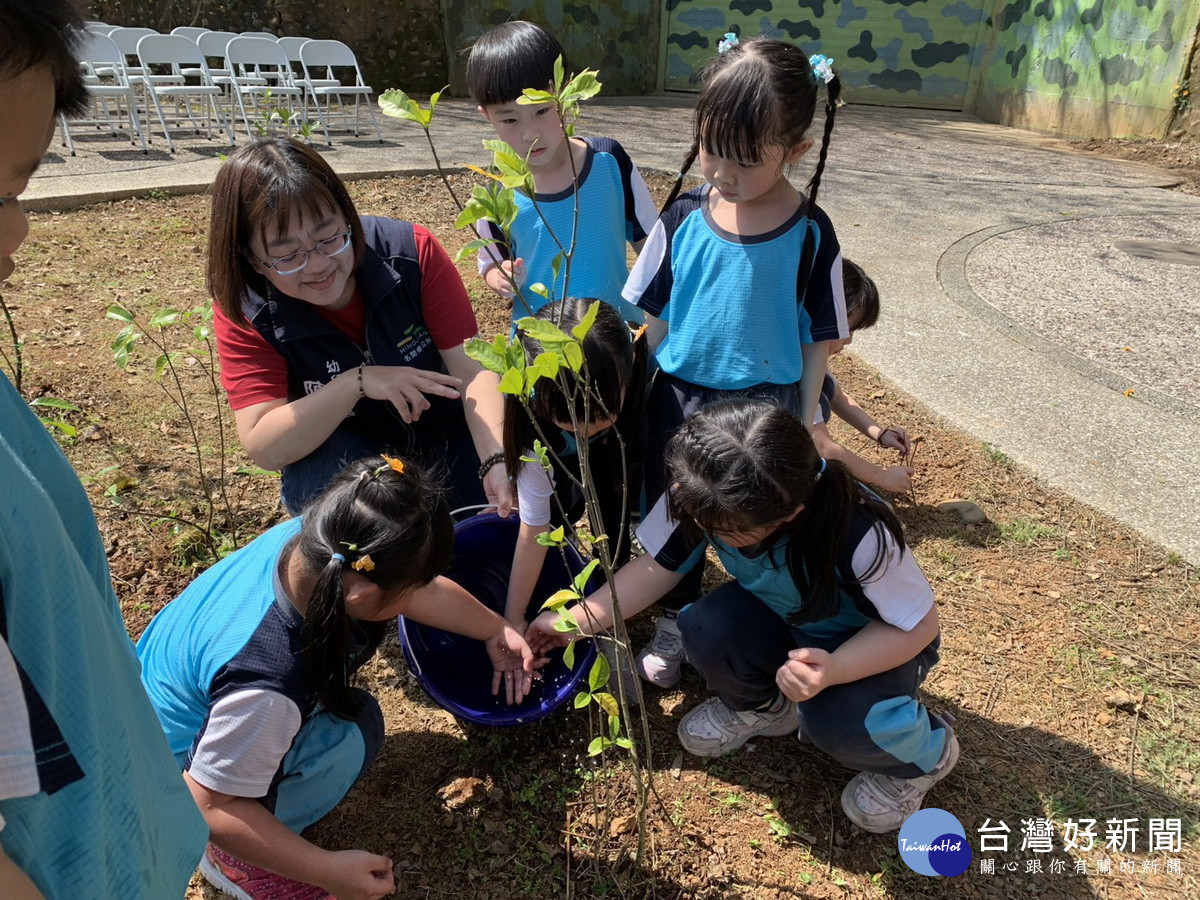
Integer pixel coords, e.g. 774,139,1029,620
397,324,433,364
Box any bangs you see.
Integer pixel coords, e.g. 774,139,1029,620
475,57,555,107
695,64,780,163
251,173,343,255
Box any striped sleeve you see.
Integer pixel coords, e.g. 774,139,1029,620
475,219,510,276
803,204,848,342
842,521,934,632
635,493,706,575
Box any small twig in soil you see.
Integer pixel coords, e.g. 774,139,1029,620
906,435,924,507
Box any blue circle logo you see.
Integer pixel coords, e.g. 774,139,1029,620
897,808,972,876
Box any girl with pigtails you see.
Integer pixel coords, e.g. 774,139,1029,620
137,457,535,900
529,400,958,834
620,36,850,691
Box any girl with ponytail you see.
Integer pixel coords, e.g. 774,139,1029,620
529,399,958,834
138,457,535,900
620,36,852,689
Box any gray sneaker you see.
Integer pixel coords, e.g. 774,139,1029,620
677,695,800,757
635,614,685,688
841,730,961,833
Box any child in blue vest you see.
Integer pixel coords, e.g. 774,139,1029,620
0,3,207,896
138,457,535,899
467,21,657,325
814,259,915,493
528,399,958,833
622,36,849,688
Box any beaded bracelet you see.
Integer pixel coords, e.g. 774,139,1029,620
356,364,364,398
478,452,505,480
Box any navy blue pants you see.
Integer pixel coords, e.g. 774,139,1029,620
678,581,950,778
280,417,486,516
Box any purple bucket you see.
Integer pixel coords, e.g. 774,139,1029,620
397,511,599,726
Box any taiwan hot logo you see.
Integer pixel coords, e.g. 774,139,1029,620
898,808,972,876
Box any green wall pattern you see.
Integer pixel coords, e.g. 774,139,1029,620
441,0,658,97
662,0,989,109
970,0,1200,137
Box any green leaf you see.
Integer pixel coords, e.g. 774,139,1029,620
552,609,579,633
40,420,76,437
541,586,578,609
428,86,446,115
453,239,495,263
572,299,601,342
536,524,566,547
517,318,572,346
587,736,607,756
594,691,619,718
529,282,550,300
573,558,600,595
573,691,591,709
614,737,633,749
153,351,180,380
553,55,565,92
563,341,583,371
561,69,602,105
464,336,508,375
148,308,181,329
105,304,133,323
498,367,525,396
29,397,80,412
588,651,610,692
517,88,556,105
562,640,576,669
378,89,432,128
608,714,621,740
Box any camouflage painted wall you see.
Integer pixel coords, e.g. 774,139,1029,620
969,0,1200,138
663,0,990,108
85,0,448,94
441,1,659,97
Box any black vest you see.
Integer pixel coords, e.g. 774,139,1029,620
240,217,465,451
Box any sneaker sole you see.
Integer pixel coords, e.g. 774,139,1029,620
677,705,800,757
198,853,254,900
841,731,962,833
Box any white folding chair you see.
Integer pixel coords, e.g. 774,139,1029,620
136,34,234,151
298,40,383,145
108,27,161,83
58,33,147,155
224,36,304,139
170,26,211,42
85,23,118,36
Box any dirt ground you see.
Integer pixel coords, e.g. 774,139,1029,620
4,166,1198,899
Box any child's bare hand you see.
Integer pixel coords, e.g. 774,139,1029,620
525,611,574,655
495,258,526,300
776,647,840,702
486,624,536,705
877,426,912,456
875,466,914,493
322,849,395,900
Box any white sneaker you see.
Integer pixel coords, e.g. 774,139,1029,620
636,614,685,688
677,695,800,757
841,730,961,833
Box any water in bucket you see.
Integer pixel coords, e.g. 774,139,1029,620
397,511,599,726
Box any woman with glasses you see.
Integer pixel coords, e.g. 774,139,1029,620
208,137,513,515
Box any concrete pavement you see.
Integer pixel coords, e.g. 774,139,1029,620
25,96,1200,564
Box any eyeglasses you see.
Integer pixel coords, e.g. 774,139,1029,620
258,228,353,276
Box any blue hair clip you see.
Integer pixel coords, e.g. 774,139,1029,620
717,32,738,53
815,457,827,481
809,54,835,84
330,552,346,564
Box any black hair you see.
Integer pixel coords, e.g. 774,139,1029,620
296,455,453,717
0,0,88,116
659,38,843,320
665,399,905,625
503,298,647,478
466,20,567,107
842,257,880,331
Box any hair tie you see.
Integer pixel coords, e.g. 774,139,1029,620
330,552,346,564
717,32,738,53
809,54,835,84
815,457,827,481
